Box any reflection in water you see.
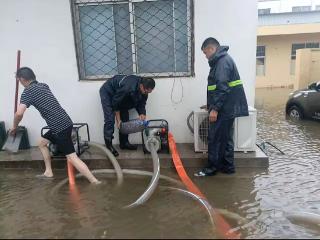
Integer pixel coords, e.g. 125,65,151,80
0,88,319,238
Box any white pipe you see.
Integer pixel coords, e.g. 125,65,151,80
161,187,249,232
50,168,246,230
162,186,215,226
50,169,182,198
87,142,123,186
124,141,161,208
286,212,320,228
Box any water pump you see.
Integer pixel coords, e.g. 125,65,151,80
141,119,169,154
41,123,90,157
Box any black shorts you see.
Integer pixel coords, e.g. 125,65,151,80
43,126,75,155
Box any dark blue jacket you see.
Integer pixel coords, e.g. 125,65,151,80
207,46,249,119
100,75,147,115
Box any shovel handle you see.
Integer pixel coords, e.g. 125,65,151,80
14,50,21,114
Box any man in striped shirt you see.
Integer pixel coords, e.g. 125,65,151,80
10,67,100,184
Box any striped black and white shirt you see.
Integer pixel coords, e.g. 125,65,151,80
20,81,73,134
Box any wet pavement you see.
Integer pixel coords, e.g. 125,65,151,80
0,143,268,169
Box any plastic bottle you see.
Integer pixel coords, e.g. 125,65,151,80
120,119,149,134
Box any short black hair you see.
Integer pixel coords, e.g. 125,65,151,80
16,67,36,81
141,77,155,90
201,38,220,50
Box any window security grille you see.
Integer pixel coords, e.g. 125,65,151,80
70,0,194,80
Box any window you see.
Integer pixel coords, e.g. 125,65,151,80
258,8,271,15
256,46,266,76
291,43,306,60
292,6,312,12
71,0,193,80
290,42,320,75
306,42,320,48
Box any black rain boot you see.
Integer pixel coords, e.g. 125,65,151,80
119,133,138,150
120,142,138,150
104,138,119,157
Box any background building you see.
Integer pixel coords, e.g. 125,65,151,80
257,0,320,88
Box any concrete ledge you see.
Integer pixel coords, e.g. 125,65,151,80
0,143,269,170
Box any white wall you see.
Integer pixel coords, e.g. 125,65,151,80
0,0,257,146
259,0,320,13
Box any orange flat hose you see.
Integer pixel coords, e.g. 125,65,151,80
168,132,240,239
68,171,93,228
67,161,76,186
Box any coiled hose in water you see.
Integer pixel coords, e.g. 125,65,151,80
51,169,246,227
124,140,160,208
88,142,124,186
161,187,248,227
52,140,160,208
51,141,247,234
51,169,179,198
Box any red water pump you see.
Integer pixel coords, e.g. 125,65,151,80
141,119,169,154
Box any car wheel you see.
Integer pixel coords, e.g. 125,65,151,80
288,106,303,120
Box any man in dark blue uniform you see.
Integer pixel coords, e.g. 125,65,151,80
100,75,155,157
195,38,249,177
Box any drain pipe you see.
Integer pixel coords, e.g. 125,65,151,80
60,137,161,208
54,139,161,208
162,187,249,226
52,169,246,229
88,142,124,186
163,186,215,225
50,169,182,198
124,136,161,208
64,142,123,186
286,212,320,228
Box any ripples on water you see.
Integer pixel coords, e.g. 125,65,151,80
251,88,320,239
0,88,319,238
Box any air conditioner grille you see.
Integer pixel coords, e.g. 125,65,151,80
194,112,209,152
193,108,257,153
198,114,209,150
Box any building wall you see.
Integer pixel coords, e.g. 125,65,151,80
294,48,320,90
311,49,320,82
0,0,257,146
258,23,320,36
256,33,320,88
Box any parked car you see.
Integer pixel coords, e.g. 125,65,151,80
286,82,320,121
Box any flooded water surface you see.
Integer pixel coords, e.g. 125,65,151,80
0,88,320,239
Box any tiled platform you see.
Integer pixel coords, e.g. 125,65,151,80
0,143,269,170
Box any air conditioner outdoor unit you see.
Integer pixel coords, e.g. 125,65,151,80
194,107,257,153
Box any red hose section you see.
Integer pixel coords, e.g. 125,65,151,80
67,161,76,186
68,172,92,228
168,132,240,239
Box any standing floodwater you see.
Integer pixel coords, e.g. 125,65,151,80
0,88,320,238
250,88,320,238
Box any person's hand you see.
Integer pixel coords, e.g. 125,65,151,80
139,114,146,121
209,110,218,123
9,128,17,136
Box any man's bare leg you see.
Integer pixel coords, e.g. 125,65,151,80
66,153,100,184
38,138,53,177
